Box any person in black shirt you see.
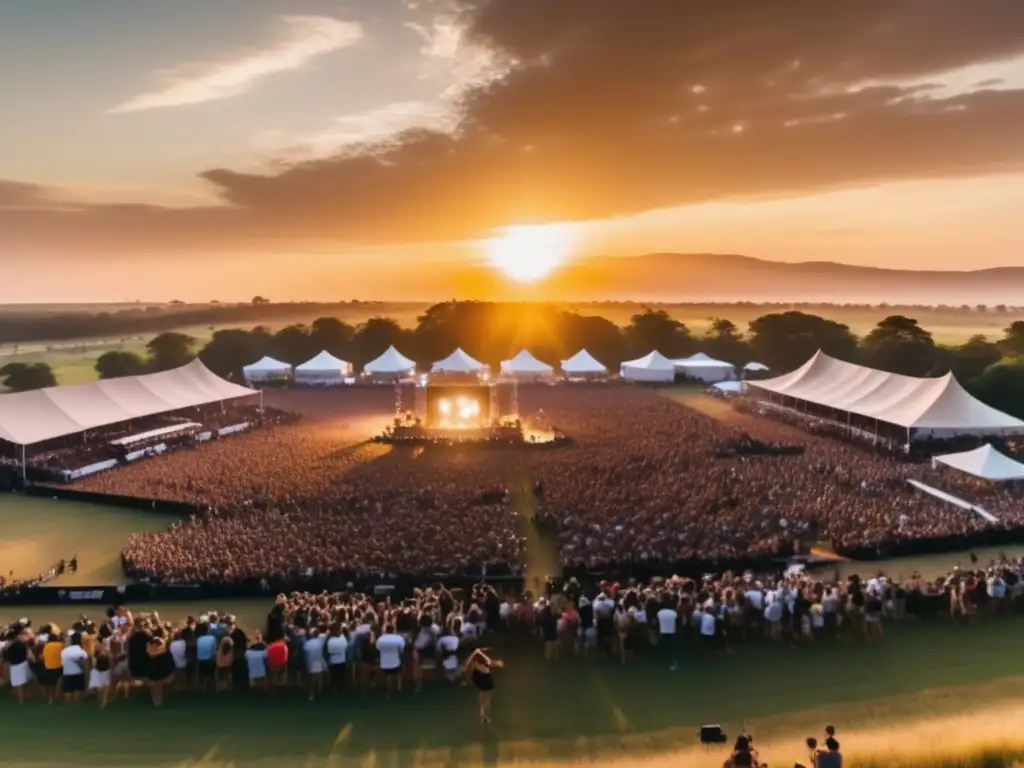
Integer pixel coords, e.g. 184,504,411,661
4,632,33,702
230,623,249,691
128,619,153,685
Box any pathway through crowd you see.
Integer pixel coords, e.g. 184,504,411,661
510,475,560,597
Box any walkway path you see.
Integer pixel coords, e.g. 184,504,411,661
509,475,561,597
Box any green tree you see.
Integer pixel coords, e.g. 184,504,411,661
625,309,693,357
352,317,412,365
862,315,942,376
310,317,355,358
1000,320,1024,358
145,332,195,372
969,362,1024,418
199,328,272,380
950,335,1003,382
272,324,316,365
703,317,749,364
0,362,57,391
747,311,859,372
95,350,147,379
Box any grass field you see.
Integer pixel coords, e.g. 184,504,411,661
0,302,1017,388
0,495,174,585
0,611,1023,767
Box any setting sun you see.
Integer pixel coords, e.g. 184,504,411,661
486,224,570,282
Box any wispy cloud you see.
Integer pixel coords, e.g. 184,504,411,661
109,15,362,114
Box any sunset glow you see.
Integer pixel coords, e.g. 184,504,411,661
486,225,570,282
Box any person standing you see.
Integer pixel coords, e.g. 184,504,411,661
375,624,406,698
656,597,679,672
60,633,89,703
465,647,503,724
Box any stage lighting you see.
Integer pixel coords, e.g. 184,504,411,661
438,398,451,416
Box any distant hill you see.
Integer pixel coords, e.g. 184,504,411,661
420,253,1024,305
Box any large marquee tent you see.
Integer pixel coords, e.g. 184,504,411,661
500,350,554,379
242,356,292,384
431,348,489,374
747,350,1024,438
0,358,255,446
621,351,676,383
933,444,1024,481
362,346,416,377
561,349,607,376
293,351,352,386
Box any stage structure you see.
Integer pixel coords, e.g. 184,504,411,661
385,368,523,444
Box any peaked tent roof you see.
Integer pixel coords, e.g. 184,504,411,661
500,350,554,374
744,362,770,372
682,352,714,362
672,356,734,369
561,349,607,374
934,444,1024,481
621,351,676,370
363,346,416,374
295,350,351,372
431,348,488,373
243,356,291,373
747,350,1024,432
0,358,255,446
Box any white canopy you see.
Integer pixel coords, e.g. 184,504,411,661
744,362,770,372
561,349,607,375
621,351,676,382
294,351,352,384
712,381,747,395
0,358,255,446
242,356,292,383
431,348,489,374
363,345,416,375
933,444,1024,481
671,354,736,383
747,350,1024,436
500,350,554,376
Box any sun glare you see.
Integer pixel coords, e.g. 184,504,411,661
486,224,570,282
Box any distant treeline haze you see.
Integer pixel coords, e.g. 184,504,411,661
2,302,1023,418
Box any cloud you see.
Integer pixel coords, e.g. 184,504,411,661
10,0,1024,255
109,15,362,113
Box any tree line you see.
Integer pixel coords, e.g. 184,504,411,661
3,302,1024,417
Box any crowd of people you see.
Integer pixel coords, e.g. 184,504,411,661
51,386,1024,584
4,550,1024,714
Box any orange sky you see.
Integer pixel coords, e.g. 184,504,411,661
2,1,1024,301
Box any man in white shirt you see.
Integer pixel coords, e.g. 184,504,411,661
438,631,460,682
656,600,679,671
376,625,407,697
700,606,717,651
60,633,90,702
326,629,350,693
303,630,327,700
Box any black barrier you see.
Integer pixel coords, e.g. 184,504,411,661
833,523,1024,562
22,485,200,516
0,575,525,607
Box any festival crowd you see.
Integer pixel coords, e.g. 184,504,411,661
53,386,1024,584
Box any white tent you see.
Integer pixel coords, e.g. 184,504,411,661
933,444,1024,481
293,351,352,386
747,350,1024,438
621,351,676,383
0,358,255,446
500,350,554,379
712,380,747,396
431,348,490,374
672,353,736,383
744,362,770,372
362,346,416,377
242,356,292,384
561,349,608,376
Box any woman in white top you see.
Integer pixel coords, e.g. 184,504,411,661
412,615,439,692
614,604,632,666
325,625,349,693
438,621,461,683
169,630,188,689
303,629,327,700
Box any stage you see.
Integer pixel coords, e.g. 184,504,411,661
374,422,569,448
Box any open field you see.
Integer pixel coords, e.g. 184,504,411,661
0,495,174,585
0,609,1023,767
0,302,1018,389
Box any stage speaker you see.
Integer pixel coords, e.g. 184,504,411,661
699,725,727,745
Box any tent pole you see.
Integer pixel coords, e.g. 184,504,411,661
20,443,26,487
259,390,264,414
